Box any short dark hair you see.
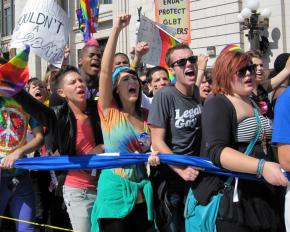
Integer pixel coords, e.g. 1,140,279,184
26,78,45,91
246,50,262,59
53,65,80,90
80,44,102,59
146,66,169,83
0,56,8,65
114,52,129,61
274,53,290,74
165,43,191,67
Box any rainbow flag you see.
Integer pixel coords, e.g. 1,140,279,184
157,25,180,83
76,0,100,42
0,46,30,97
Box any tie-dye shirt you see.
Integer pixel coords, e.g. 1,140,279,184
0,97,39,176
98,100,150,181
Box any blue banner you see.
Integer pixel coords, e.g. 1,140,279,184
6,153,290,182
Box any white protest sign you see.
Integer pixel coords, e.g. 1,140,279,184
10,0,70,68
137,15,162,66
137,15,178,66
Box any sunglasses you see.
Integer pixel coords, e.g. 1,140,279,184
141,80,148,85
237,64,257,78
170,55,198,67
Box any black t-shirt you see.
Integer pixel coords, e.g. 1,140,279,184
148,86,202,156
148,86,202,186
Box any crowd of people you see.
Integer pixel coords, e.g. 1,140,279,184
1,13,290,232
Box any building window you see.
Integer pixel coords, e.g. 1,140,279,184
3,7,12,36
100,0,112,4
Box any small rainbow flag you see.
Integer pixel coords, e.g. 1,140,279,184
76,0,100,42
0,46,30,97
156,25,180,83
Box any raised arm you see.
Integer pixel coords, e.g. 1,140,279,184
98,14,131,114
131,41,149,69
261,56,290,92
195,54,208,87
13,89,57,129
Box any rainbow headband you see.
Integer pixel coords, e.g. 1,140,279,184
221,44,244,54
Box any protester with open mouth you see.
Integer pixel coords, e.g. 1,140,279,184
148,43,202,231
190,45,288,232
199,70,212,103
246,50,290,119
10,66,104,232
27,78,49,104
90,14,157,232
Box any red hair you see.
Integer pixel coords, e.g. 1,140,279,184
211,51,252,95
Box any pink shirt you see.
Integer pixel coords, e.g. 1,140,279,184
64,117,97,190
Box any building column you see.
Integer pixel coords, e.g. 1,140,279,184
113,0,129,53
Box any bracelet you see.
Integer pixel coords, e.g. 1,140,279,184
256,159,265,178
131,63,137,69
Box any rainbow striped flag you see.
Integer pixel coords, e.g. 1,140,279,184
0,46,30,97
76,0,100,42
157,25,180,83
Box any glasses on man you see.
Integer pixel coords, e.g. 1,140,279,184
141,80,148,85
237,64,257,78
170,55,198,67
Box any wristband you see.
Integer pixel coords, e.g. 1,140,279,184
257,159,265,178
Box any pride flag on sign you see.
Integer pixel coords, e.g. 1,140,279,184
137,15,180,83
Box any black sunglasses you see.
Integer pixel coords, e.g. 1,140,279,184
141,80,148,85
170,55,198,67
237,64,257,78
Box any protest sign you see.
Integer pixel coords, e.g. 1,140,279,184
10,0,70,68
155,0,191,44
137,15,180,67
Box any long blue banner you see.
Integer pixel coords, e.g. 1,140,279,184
7,153,290,182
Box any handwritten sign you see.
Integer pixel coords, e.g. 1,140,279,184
137,15,180,67
155,0,191,44
10,0,70,68
137,16,162,66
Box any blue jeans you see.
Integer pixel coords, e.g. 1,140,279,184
63,185,96,232
0,171,35,232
